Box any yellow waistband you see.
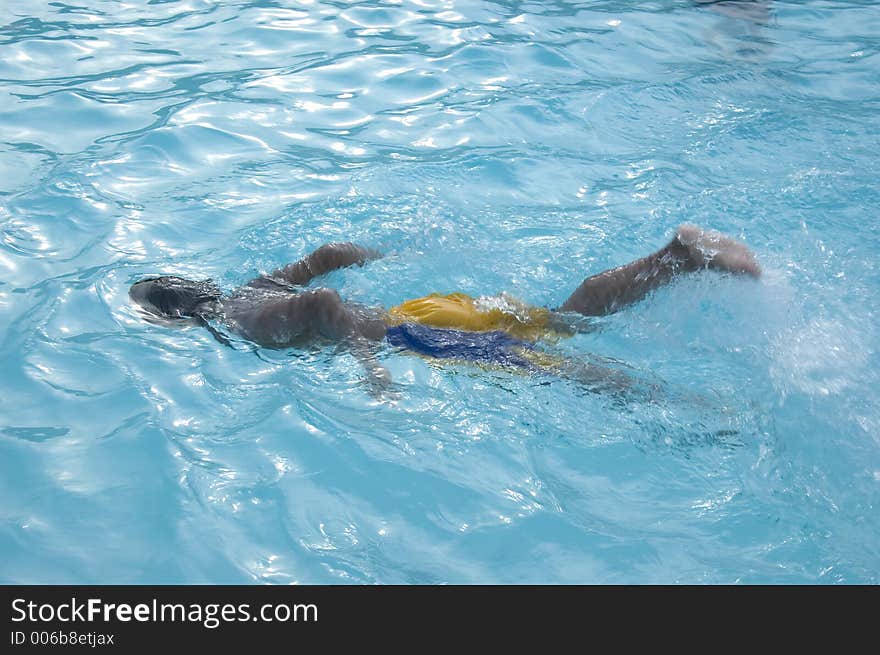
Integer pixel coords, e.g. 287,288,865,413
387,292,553,341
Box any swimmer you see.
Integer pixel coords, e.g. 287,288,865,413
129,224,760,395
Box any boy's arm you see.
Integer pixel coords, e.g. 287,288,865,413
269,242,383,286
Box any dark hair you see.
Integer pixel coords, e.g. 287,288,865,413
130,276,222,319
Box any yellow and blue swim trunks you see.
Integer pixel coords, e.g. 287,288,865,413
384,293,563,369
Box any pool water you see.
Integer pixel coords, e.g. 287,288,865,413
1,0,878,584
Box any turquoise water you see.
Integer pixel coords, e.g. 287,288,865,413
1,0,878,584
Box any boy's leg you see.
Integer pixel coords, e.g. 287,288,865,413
558,224,760,317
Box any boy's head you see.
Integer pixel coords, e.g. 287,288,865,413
129,276,221,320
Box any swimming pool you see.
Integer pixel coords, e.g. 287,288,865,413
1,0,877,584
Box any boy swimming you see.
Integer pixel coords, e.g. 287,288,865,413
129,224,760,394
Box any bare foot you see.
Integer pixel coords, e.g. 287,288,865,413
675,224,761,277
